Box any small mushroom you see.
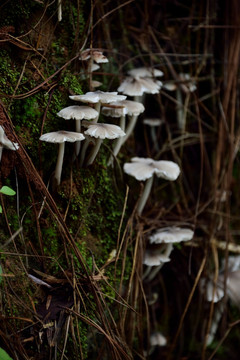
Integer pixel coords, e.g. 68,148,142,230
39,130,85,186
143,249,171,267
79,49,108,90
143,245,172,280
128,67,164,79
144,331,167,357
147,226,194,281
118,99,145,146
102,99,145,165
57,105,98,156
0,125,19,161
143,118,164,152
176,73,196,131
149,226,194,244
123,157,180,215
118,66,163,101
199,277,224,303
117,76,162,99
150,332,167,347
79,48,109,64
83,123,125,166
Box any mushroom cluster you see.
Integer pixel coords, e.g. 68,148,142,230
37,56,193,352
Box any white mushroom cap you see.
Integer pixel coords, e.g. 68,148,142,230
150,332,167,347
39,130,85,143
149,226,194,244
118,77,162,96
179,73,197,92
143,118,163,127
105,100,145,116
70,91,127,104
57,106,98,120
143,249,171,266
0,126,19,151
199,278,225,303
162,82,177,91
91,80,102,88
84,123,125,139
70,92,100,104
128,67,164,79
90,63,100,72
79,48,109,63
102,105,128,118
123,157,180,181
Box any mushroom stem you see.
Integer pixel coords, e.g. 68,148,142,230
79,102,100,165
75,120,81,157
86,138,102,166
79,139,88,166
176,87,184,130
107,114,126,166
206,302,224,345
58,0,62,21
121,114,138,145
137,176,154,215
0,146,3,162
54,142,65,186
150,127,159,152
93,102,101,122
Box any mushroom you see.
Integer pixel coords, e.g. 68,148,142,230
199,277,224,304
0,125,19,161
150,332,167,347
57,105,98,156
70,91,126,117
39,130,85,186
143,249,171,266
167,73,196,131
128,67,164,79
79,48,109,64
162,82,177,91
118,66,163,101
144,331,167,357
118,99,145,146
83,123,125,166
143,245,172,280
91,80,103,88
146,226,194,281
199,276,225,345
143,118,164,152
101,104,127,165
149,226,194,244
117,76,162,99
79,49,108,90
102,99,145,165
123,157,180,215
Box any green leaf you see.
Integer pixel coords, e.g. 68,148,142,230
0,205,2,213
0,186,16,196
0,348,13,360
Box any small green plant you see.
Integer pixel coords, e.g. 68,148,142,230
0,186,16,214
0,347,13,360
